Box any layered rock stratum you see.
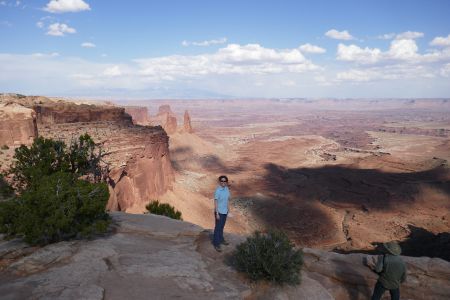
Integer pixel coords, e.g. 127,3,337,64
0,213,448,300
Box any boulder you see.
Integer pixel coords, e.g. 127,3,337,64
0,103,37,147
302,248,450,300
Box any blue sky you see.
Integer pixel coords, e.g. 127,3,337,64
1,0,450,99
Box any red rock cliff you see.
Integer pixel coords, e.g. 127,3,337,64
107,128,174,211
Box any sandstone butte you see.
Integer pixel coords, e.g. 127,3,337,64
184,110,194,133
0,212,449,300
0,94,174,211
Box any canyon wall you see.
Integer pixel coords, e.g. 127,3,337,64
0,94,174,211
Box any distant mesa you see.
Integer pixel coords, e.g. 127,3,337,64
124,106,151,126
158,104,173,115
152,104,178,135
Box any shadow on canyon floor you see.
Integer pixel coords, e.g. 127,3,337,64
231,163,449,248
336,225,450,262
171,146,245,174
261,163,449,210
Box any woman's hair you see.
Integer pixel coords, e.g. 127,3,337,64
218,175,228,182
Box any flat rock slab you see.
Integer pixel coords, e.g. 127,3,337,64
111,211,204,238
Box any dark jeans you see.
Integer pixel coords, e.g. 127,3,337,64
213,213,227,247
371,281,400,300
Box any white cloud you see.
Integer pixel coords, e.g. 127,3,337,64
102,66,122,77
395,31,424,40
46,22,76,36
36,21,44,28
387,39,418,60
44,0,90,13
299,43,326,54
81,42,96,48
182,37,227,47
325,29,354,40
337,44,381,64
377,33,396,40
136,43,318,79
0,1,6,6
337,38,428,64
430,34,450,47
31,52,59,57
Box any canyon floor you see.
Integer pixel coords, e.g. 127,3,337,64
133,99,450,256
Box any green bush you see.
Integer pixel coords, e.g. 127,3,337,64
0,135,110,245
10,134,104,190
0,174,14,200
233,229,303,285
145,200,182,220
0,172,110,245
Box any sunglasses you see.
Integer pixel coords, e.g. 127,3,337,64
220,180,228,183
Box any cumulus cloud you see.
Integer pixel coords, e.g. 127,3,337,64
336,38,432,64
388,39,418,60
182,37,227,47
337,44,381,64
46,23,76,36
136,43,318,79
430,34,450,47
395,31,424,40
299,43,326,54
44,0,90,13
81,42,96,48
325,29,354,40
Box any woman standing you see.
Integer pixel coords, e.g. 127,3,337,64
213,175,230,252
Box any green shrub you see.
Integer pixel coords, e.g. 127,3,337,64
145,200,182,220
0,174,14,200
0,172,110,245
10,134,104,190
1,145,9,150
233,229,303,285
